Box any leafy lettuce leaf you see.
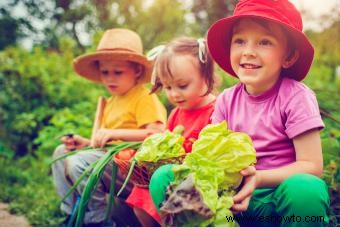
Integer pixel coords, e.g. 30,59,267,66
135,129,186,162
168,121,256,226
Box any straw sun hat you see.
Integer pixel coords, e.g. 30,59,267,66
207,0,314,81
73,28,152,83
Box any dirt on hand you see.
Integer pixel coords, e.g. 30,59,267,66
0,203,31,227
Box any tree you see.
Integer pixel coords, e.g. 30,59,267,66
191,0,237,35
0,6,32,50
0,16,19,49
1,0,191,51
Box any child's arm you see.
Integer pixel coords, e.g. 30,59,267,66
91,122,165,147
232,129,323,212
256,129,323,188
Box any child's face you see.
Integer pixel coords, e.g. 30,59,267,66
230,19,289,95
99,60,140,95
160,55,210,110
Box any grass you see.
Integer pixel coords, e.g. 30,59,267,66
0,155,64,226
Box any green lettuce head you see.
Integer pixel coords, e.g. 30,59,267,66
135,126,186,162
163,121,256,226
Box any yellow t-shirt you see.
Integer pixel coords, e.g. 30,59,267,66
100,84,167,129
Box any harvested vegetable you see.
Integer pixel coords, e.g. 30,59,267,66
117,126,186,193
115,148,137,160
160,121,256,226
134,126,186,162
50,142,142,227
161,175,214,227
73,142,141,227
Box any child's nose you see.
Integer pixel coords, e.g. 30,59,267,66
105,73,116,81
242,43,256,57
169,89,180,99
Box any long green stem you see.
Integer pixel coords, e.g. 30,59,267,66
117,159,136,197
50,144,122,165
74,142,141,227
62,158,100,202
105,163,117,222
49,148,96,165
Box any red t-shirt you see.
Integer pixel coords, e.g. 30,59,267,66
167,101,215,152
125,101,215,222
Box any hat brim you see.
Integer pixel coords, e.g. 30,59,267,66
73,50,153,83
207,15,314,81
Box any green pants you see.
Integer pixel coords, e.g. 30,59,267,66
149,164,330,227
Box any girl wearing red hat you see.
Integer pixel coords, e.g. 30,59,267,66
207,0,329,226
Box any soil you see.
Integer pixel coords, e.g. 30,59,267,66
0,203,31,227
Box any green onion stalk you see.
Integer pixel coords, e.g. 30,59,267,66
50,142,141,227
73,142,141,227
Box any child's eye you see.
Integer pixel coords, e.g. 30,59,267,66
178,84,188,89
259,39,272,46
232,38,245,45
114,70,123,75
100,70,109,76
164,86,171,90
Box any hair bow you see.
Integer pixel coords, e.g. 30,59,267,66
197,38,207,63
147,45,166,61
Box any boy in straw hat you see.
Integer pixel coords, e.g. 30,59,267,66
206,0,329,226
52,28,166,226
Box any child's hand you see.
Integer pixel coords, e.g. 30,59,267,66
61,134,90,152
232,165,256,213
91,129,115,148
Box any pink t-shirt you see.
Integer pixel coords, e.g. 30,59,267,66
211,78,324,170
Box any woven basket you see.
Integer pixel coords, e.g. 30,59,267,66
114,155,185,188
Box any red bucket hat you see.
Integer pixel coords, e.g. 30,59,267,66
207,0,314,81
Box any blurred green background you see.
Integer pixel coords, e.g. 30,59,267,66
0,0,339,226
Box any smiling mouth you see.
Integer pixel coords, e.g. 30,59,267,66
240,63,261,69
